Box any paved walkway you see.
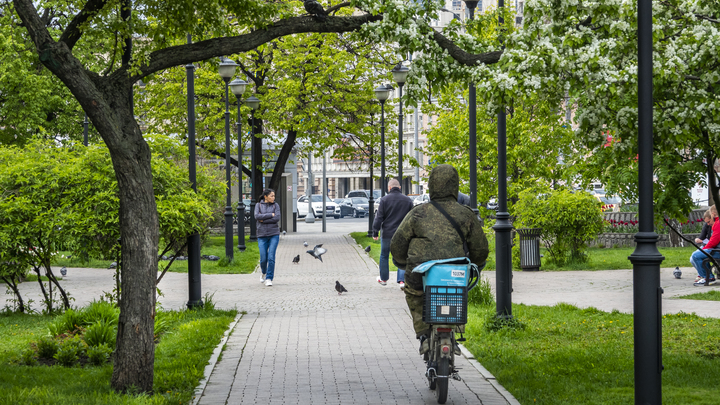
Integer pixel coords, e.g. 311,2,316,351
5,219,720,404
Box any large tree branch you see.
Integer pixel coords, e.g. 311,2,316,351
58,0,108,50
431,29,503,66
120,13,382,82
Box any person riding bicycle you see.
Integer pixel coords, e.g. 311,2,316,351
390,164,489,353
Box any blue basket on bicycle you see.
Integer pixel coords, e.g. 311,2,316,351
412,257,480,325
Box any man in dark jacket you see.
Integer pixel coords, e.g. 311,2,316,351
391,164,489,343
373,178,414,287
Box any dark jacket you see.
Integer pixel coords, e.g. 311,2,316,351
255,201,281,237
390,164,489,271
372,187,414,240
700,222,712,242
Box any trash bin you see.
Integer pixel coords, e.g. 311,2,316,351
517,228,542,271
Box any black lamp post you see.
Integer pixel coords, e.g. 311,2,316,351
391,63,409,193
464,0,479,213
493,0,513,319
230,78,248,252
630,0,664,401
186,34,202,309
368,109,376,237
219,58,238,261
245,95,261,241
374,84,392,197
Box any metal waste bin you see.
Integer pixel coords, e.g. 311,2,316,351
517,228,542,271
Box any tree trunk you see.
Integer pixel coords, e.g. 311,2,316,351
268,129,298,192
252,118,264,199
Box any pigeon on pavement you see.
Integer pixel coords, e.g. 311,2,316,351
307,244,327,262
304,0,327,21
108,262,117,269
673,266,682,279
60,267,67,277
282,230,287,236
335,281,348,295
303,241,309,247
365,245,371,253
293,255,300,264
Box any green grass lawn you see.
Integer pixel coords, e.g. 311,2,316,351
0,307,237,404
54,235,258,275
465,303,720,404
352,230,698,271
676,290,720,301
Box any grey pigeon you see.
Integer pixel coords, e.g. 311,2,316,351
59,267,67,277
293,254,300,264
673,266,682,279
307,244,327,262
335,281,348,295
282,230,287,236
304,0,327,21
108,262,117,269
303,241,308,247
365,245,371,253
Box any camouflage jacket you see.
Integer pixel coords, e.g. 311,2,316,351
390,164,489,271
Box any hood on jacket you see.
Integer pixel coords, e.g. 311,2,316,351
428,164,459,201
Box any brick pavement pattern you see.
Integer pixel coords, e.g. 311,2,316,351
196,229,516,405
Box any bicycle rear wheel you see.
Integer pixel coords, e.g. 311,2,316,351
437,357,449,404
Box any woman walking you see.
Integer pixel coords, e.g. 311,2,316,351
255,189,281,286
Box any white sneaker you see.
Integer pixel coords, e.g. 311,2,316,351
260,274,266,283
694,278,706,286
377,276,387,286
265,279,273,286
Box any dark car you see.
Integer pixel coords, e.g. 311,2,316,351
346,197,369,218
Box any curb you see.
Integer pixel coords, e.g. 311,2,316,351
459,344,522,405
191,312,243,405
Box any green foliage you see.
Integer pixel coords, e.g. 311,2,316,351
81,301,120,326
36,337,59,360
53,335,86,367
153,312,172,343
84,321,117,348
515,188,604,266
467,275,494,306
484,313,526,332
20,347,38,366
86,344,113,366
48,308,85,336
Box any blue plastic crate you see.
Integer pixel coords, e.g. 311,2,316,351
421,263,470,289
422,285,468,325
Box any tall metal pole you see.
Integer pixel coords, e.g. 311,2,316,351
306,153,314,222
380,101,387,197
397,83,404,193
414,107,420,194
236,96,246,252
83,114,89,146
465,0,479,212
368,113,375,237
322,152,327,232
249,109,258,240
186,34,202,308
629,0,664,402
223,79,234,261
493,0,513,319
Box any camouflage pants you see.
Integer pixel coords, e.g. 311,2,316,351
404,270,464,338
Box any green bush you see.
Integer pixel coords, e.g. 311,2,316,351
154,311,172,342
515,188,604,266
47,308,84,336
86,343,113,366
53,335,86,367
19,348,37,366
81,300,119,325
83,320,116,347
468,275,494,306
36,337,59,359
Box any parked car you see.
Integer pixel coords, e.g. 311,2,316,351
346,189,382,200
296,194,339,219
341,197,370,218
486,199,498,211
408,194,430,206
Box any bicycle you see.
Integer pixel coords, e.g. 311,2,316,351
414,257,481,404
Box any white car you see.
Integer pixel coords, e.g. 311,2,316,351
297,194,339,219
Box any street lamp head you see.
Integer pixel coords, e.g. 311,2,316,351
229,78,247,98
374,84,393,102
463,0,479,9
244,95,260,110
391,63,410,86
218,58,238,82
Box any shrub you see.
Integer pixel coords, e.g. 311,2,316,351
47,308,84,336
83,320,116,347
53,335,86,367
81,300,119,326
515,188,604,266
20,347,37,366
87,343,113,366
36,337,59,359
468,276,494,306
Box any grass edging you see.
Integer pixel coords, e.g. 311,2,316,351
191,311,243,405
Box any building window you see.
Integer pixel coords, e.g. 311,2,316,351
452,0,461,11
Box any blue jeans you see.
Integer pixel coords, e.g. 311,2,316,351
380,238,405,283
690,249,720,279
258,234,279,280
